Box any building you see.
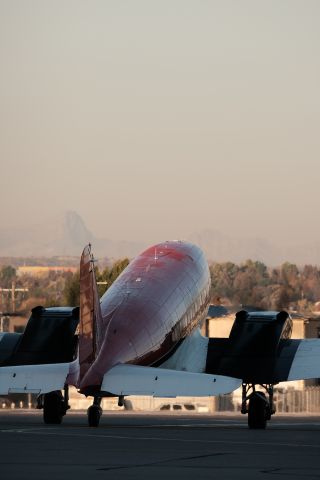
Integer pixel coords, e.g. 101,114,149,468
17,266,77,277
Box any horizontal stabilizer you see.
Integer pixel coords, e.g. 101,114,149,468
288,339,320,381
0,359,79,395
101,364,241,397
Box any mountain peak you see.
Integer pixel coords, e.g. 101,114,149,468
63,211,94,247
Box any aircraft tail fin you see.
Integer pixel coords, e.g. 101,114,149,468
79,244,103,380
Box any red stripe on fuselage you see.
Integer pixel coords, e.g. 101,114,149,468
79,241,211,394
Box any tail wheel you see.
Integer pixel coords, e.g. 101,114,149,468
43,391,64,424
248,392,268,429
87,405,102,427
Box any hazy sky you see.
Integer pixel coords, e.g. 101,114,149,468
1,0,319,246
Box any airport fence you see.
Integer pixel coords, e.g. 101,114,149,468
3,387,320,413
217,386,320,413
273,387,320,413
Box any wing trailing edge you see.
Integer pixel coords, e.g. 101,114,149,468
101,364,242,397
288,339,320,381
0,358,79,395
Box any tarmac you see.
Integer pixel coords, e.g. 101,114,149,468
1,410,320,479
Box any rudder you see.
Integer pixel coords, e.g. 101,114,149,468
79,244,103,381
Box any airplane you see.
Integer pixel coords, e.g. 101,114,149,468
0,240,320,429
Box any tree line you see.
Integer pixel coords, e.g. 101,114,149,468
0,259,129,313
210,260,320,312
1,259,320,314
63,259,130,306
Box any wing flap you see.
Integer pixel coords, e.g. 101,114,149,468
0,359,79,395
101,364,241,397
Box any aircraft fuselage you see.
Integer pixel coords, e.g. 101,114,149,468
80,241,211,394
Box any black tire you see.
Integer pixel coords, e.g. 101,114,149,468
43,391,64,425
88,405,102,427
248,392,267,429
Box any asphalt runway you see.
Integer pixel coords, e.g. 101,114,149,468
1,410,320,480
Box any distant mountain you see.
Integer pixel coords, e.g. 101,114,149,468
0,212,320,265
0,211,145,259
187,229,320,266
187,230,280,264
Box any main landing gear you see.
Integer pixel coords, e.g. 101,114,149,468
86,396,127,427
38,385,70,424
87,397,103,427
241,383,275,429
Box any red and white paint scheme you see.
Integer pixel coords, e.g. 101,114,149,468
78,241,241,401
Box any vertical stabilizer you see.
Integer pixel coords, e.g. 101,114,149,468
79,245,103,380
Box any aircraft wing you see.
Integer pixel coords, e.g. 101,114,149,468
206,337,320,385
101,364,242,397
286,339,320,381
0,306,79,395
0,358,79,395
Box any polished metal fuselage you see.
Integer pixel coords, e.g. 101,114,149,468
80,241,211,392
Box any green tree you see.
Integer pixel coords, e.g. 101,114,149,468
233,260,270,306
98,258,130,297
210,262,239,300
63,271,80,306
0,265,16,287
269,285,291,310
62,258,130,306
301,265,320,302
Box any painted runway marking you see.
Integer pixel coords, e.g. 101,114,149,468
133,423,245,428
0,427,59,433
1,428,320,449
2,421,320,433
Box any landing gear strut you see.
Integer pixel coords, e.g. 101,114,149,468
39,385,70,424
241,383,275,429
87,397,102,427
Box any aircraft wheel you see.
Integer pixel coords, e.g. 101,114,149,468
248,392,268,429
43,391,64,424
87,405,102,427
